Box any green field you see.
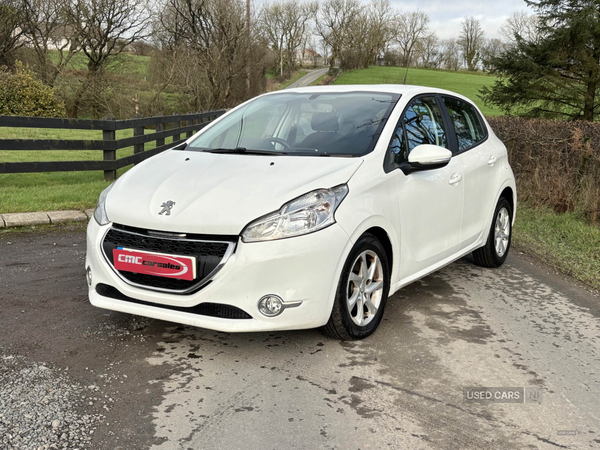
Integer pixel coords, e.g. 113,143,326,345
47,51,191,116
49,50,151,79
334,66,500,116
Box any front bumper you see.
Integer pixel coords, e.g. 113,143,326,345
85,219,352,332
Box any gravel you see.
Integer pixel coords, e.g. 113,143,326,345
0,355,104,450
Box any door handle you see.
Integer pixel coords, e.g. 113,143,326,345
449,173,462,185
488,155,498,166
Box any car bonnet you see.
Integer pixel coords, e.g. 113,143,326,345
105,149,363,235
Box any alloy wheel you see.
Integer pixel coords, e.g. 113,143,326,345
494,207,510,257
346,250,384,326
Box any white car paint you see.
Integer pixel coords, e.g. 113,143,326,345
86,84,517,334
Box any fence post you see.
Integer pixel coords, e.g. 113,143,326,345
102,117,116,182
172,113,180,142
186,119,194,139
134,116,144,155
156,122,165,148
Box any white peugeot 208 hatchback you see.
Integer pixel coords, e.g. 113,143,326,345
86,85,516,339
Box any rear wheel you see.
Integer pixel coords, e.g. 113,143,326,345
323,234,390,340
473,197,512,268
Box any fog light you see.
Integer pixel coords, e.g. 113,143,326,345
86,266,92,286
258,295,284,317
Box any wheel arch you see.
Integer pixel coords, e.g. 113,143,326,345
364,226,393,273
339,215,400,285
500,186,515,217
476,179,517,248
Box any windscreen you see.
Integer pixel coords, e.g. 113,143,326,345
187,92,400,157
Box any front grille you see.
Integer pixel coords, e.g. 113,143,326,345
102,225,236,294
96,284,252,319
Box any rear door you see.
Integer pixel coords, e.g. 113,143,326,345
441,96,503,248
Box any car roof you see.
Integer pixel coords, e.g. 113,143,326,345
267,84,473,103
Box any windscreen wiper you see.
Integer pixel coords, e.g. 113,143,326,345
200,147,289,156
292,151,358,158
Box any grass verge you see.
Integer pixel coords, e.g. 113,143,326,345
334,66,501,116
513,205,600,290
278,70,308,89
309,74,327,86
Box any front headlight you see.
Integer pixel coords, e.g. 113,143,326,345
241,184,349,243
93,183,115,226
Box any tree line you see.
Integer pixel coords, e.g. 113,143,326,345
0,0,598,121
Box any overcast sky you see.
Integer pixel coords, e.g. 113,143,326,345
255,0,536,40
388,0,534,39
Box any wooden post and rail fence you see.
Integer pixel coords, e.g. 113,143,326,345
0,111,225,181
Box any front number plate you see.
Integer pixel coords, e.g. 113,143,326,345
112,248,196,281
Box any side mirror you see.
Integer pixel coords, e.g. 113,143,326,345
408,144,452,171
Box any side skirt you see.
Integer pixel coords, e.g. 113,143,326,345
389,239,486,296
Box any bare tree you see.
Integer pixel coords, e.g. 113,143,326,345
320,0,394,70
0,0,26,67
416,33,441,69
64,0,150,116
67,0,149,75
481,37,505,71
394,11,430,67
259,0,315,76
500,11,542,45
319,37,329,64
364,0,395,66
20,0,80,86
315,0,362,72
147,24,185,111
439,38,461,71
259,2,285,75
160,0,253,109
258,2,285,75
344,5,370,69
284,1,317,70
458,16,485,71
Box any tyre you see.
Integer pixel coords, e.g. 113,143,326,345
473,197,512,268
322,234,390,340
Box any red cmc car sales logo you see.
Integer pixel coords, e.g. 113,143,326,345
113,248,196,281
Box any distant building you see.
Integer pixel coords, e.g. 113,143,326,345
16,24,78,51
45,25,77,50
296,48,325,67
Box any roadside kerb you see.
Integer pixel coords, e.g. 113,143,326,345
2,212,50,227
1,210,93,228
47,211,88,224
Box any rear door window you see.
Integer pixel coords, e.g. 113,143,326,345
442,97,486,152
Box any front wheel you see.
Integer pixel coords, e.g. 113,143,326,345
473,197,512,268
322,234,390,340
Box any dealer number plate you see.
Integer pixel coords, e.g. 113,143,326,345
112,248,196,281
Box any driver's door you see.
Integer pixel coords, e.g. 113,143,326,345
388,95,464,279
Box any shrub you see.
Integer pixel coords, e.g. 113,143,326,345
488,116,600,224
0,62,66,117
